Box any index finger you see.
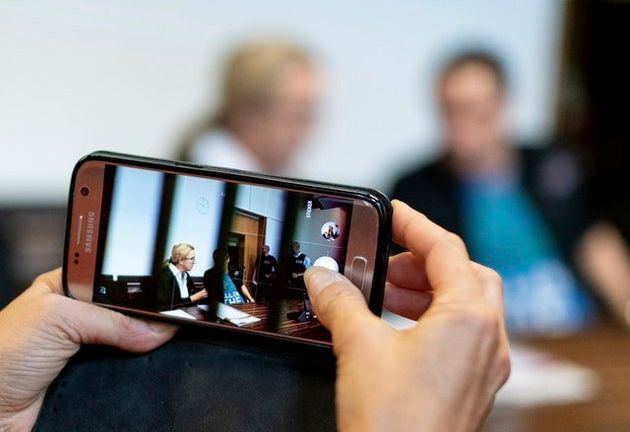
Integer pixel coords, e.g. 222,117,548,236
392,200,483,301
392,200,456,260
425,236,483,302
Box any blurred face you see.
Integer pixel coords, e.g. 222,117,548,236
263,245,270,255
439,63,507,166
214,252,229,271
291,243,300,254
180,252,195,272
247,62,320,171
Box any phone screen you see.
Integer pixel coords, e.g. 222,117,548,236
71,161,383,344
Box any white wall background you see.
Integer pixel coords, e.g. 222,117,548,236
165,175,225,276
101,167,162,276
0,0,563,203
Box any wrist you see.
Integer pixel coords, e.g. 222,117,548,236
337,392,457,432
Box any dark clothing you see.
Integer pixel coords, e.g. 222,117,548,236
288,253,307,274
202,266,247,305
36,327,336,431
391,146,595,266
391,145,601,333
255,253,278,301
0,229,14,309
203,267,227,303
288,252,308,290
256,253,278,279
157,265,196,310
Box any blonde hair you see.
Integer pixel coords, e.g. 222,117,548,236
170,243,195,264
215,39,312,125
177,39,313,160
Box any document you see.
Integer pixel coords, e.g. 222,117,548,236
160,309,197,320
495,343,599,407
382,310,600,407
197,302,261,327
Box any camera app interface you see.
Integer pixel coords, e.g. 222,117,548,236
95,165,356,342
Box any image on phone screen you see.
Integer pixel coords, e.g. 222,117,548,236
81,163,379,343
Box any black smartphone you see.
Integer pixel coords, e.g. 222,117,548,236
63,151,391,346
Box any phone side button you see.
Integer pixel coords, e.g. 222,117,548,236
349,256,368,293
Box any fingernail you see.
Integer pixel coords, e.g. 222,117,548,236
305,267,343,297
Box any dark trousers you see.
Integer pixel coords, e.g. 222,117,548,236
34,327,336,432
255,274,276,302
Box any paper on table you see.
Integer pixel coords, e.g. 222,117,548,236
382,310,600,408
197,302,261,327
227,315,261,327
495,342,600,408
160,309,197,320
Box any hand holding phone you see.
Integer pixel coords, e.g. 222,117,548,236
303,201,509,431
1,194,507,432
0,268,177,432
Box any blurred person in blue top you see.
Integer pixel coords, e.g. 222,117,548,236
391,50,630,335
203,248,255,305
177,38,320,175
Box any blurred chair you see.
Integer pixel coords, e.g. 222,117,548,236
0,206,66,308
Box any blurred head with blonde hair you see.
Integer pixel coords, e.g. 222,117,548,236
169,243,196,272
181,38,320,174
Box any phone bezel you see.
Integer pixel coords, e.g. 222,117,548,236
63,151,392,347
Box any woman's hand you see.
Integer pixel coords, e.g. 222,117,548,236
191,288,209,302
0,269,177,431
305,200,510,432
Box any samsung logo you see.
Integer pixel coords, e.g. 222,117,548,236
84,211,96,253
306,200,312,219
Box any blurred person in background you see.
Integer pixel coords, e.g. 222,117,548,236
252,245,278,302
177,39,320,174
392,50,630,335
287,241,311,291
203,248,255,305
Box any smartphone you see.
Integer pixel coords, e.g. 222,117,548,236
63,151,391,346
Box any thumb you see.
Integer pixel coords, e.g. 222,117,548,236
305,267,376,346
55,296,178,353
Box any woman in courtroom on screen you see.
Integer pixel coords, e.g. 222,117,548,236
157,243,208,310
